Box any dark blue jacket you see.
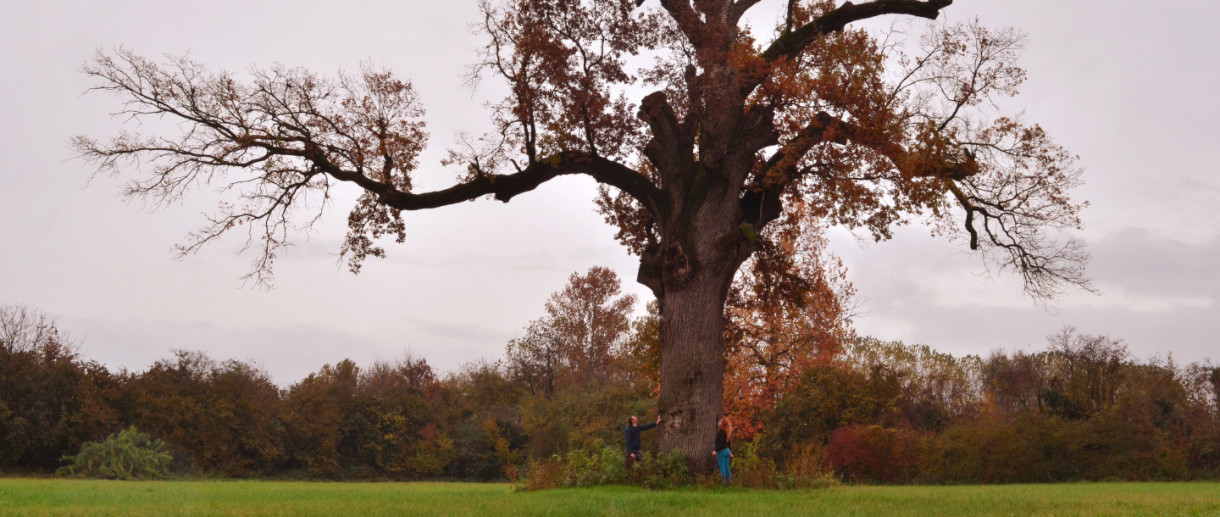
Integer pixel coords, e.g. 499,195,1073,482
624,422,657,452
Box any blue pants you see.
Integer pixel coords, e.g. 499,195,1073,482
716,448,732,481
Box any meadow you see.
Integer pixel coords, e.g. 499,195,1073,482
2,479,1219,516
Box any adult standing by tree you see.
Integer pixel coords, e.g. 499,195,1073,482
713,416,733,484
77,0,1090,472
624,414,660,470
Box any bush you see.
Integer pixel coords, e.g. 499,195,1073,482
922,415,1048,483
58,427,172,480
632,449,689,489
520,445,689,490
727,441,775,487
521,442,839,491
561,442,628,487
826,425,920,483
519,443,627,490
519,457,565,491
783,442,839,486
718,440,838,489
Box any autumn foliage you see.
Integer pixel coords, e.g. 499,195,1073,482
6,277,1220,484
723,207,856,439
77,0,1094,470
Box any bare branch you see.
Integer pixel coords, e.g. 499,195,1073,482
77,49,661,284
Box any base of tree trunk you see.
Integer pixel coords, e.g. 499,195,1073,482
655,275,728,475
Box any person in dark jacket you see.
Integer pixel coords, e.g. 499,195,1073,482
712,416,733,484
624,414,660,470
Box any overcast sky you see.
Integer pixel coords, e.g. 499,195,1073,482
2,1,1217,385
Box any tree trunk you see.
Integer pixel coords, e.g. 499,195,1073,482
655,265,735,475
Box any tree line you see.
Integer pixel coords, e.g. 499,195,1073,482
3,267,1218,482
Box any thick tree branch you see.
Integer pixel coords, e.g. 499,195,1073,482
738,104,779,155
638,91,693,189
380,151,663,215
762,0,951,63
728,0,766,26
658,0,705,47
740,112,844,231
760,110,977,186
743,0,951,97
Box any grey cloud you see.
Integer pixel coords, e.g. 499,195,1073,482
5,1,1220,380
852,270,1219,365
837,224,1220,365
60,315,401,387
400,315,515,349
1089,229,1220,300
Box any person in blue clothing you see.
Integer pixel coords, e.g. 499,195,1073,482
712,416,733,484
624,414,661,470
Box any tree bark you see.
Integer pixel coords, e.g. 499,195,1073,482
650,181,748,474
656,269,731,474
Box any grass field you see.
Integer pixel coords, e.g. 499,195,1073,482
1,479,1219,516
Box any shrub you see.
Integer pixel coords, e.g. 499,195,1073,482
561,442,628,487
924,415,1049,483
826,425,919,483
522,442,838,490
781,442,840,488
519,457,565,491
520,445,690,490
633,449,689,489
721,440,838,489
58,427,172,480
518,443,627,490
728,441,778,487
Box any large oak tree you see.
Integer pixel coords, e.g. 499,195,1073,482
77,0,1088,470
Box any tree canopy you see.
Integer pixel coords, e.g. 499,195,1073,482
76,0,1090,469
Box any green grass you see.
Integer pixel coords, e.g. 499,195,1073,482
1,479,1218,516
